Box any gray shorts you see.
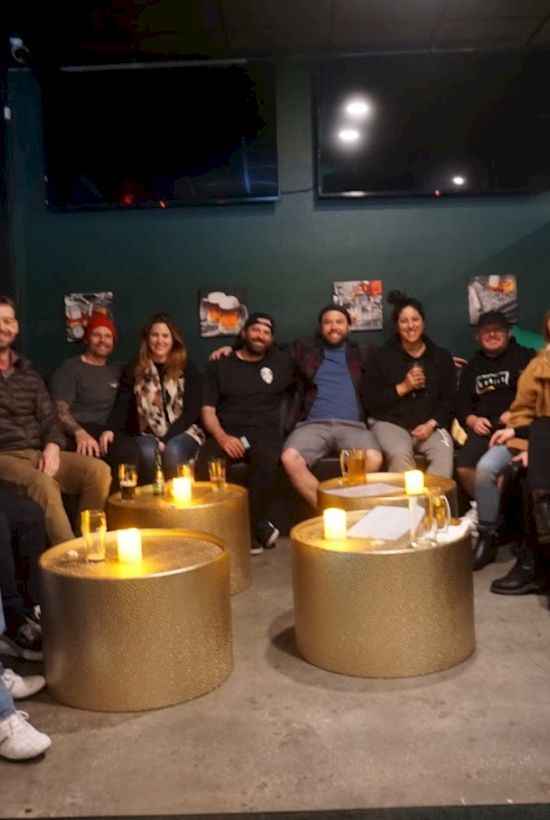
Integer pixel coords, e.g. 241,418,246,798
283,419,380,467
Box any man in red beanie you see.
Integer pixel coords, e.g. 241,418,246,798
50,314,122,457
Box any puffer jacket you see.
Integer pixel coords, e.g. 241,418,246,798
0,356,65,451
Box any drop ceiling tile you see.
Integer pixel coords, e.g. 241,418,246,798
434,17,537,43
443,0,550,19
228,25,330,53
335,0,445,24
331,20,434,46
221,0,332,28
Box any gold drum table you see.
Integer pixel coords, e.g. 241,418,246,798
291,513,474,679
40,529,233,712
107,483,251,595
317,472,458,515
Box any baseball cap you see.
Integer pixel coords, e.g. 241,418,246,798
243,312,275,334
477,311,509,331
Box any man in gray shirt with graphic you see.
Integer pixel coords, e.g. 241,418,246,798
50,315,122,457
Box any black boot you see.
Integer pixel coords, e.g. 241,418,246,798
490,542,544,595
534,494,550,534
472,531,497,571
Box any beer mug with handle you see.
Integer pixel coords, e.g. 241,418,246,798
339,448,367,485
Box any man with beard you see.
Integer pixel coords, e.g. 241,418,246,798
281,305,382,508
50,315,122,457
199,313,295,554
0,296,111,546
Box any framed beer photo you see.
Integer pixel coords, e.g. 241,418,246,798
199,287,248,337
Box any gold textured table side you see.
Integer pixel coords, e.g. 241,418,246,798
291,514,475,679
40,529,233,712
107,482,251,595
317,472,458,515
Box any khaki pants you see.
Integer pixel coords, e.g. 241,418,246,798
0,450,112,545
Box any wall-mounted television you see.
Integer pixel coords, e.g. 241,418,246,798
42,61,278,209
316,51,550,199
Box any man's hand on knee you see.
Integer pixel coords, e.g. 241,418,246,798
39,443,61,477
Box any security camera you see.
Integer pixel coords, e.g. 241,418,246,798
9,36,29,64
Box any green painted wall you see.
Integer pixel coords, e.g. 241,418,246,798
8,61,550,376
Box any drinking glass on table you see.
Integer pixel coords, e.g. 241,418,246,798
208,458,226,490
118,463,137,501
80,509,107,562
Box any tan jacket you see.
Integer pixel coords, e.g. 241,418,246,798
508,346,550,450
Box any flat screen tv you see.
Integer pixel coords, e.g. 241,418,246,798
316,51,550,199
42,61,278,209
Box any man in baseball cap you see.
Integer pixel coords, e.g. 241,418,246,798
455,310,536,572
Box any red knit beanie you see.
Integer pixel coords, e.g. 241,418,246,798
85,314,117,345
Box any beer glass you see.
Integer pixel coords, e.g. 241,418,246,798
410,491,451,547
176,461,195,480
81,509,107,562
208,458,226,490
339,448,367,485
118,463,137,501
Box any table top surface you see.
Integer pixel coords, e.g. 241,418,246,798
40,528,225,580
318,471,456,499
108,481,246,511
291,511,467,555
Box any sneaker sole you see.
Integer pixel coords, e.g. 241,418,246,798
263,525,280,549
250,546,263,556
0,637,43,662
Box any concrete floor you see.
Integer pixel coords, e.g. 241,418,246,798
2,539,550,818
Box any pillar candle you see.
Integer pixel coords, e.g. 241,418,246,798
323,508,347,540
117,528,142,562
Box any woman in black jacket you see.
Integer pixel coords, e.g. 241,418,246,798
102,313,203,484
365,291,456,477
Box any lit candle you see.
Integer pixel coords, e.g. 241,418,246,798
404,470,424,496
323,507,347,540
117,528,142,562
172,476,192,503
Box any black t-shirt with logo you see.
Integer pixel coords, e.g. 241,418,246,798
203,349,295,431
456,338,536,427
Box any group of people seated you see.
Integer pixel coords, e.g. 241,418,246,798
0,289,549,760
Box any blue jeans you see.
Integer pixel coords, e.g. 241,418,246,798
0,661,15,719
134,434,199,483
475,444,514,531
0,597,16,719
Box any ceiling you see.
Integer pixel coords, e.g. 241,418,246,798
8,0,550,66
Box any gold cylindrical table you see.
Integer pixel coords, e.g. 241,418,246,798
317,472,458,515
291,512,474,679
107,483,251,595
40,529,233,712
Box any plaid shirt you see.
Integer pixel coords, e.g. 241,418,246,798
289,336,374,424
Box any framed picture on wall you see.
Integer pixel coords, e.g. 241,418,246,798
199,288,248,337
468,275,518,326
332,280,383,331
64,292,114,343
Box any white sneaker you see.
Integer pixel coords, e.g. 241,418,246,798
464,501,479,535
1,668,46,699
0,711,51,760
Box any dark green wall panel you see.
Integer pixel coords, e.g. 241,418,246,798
8,63,550,376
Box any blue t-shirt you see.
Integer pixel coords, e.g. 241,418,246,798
306,344,360,422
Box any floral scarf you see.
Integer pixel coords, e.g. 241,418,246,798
133,364,207,445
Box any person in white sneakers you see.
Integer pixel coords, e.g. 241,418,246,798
0,591,51,761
